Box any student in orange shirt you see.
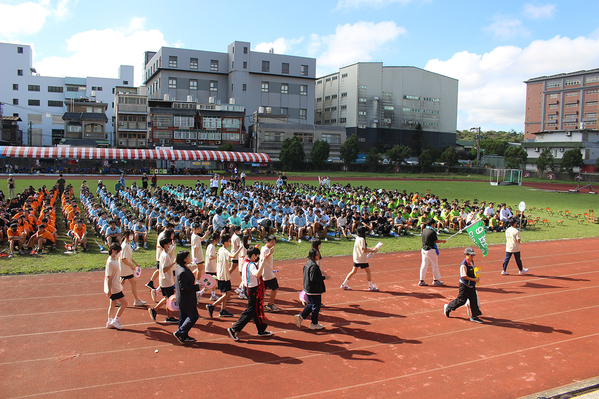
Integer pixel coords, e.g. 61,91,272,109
72,218,88,253
30,224,55,254
7,223,26,257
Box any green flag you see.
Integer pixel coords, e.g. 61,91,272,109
465,220,489,257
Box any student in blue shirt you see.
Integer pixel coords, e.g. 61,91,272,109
133,219,148,249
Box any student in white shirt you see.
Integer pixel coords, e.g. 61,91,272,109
340,226,379,291
206,234,235,318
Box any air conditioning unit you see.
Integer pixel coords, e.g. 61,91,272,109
534,147,539,152
165,139,170,143
559,147,565,152
358,138,366,142
192,141,197,145
118,121,124,126
185,139,191,144
565,131,572,136
215,141,221,145
119,141,126,146
198,141,204,144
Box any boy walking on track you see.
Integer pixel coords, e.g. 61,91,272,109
105,243,127,330
444,247,483,323
227,247,272,341
260,235,280,312
206,234,235,318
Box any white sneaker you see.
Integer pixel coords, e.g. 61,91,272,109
294,314,303,328
110,319,123,330
324,238,328,241
519,268,529,275
309,323,324,330
234,287,242,294
134,299,147,307
368,285,379,291
501,270,509,275
106,319,114,329
340,283,351,290
238,292,248,300
210,294,219,301
298,239,302,243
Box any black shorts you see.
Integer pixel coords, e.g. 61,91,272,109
110,291,124,301
161,285,175,297
231,260,238,265
353,262,370,269
207,272,216,277
121,274,134,281
156,261,160,269
217,280,232,293
264,277,279,290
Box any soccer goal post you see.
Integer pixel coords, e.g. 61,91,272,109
490,169,522,186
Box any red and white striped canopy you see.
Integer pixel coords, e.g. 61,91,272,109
0,146,271,163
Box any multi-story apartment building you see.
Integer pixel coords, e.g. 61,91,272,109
149,98,245,147
314,62,458,151
62,98,109,145
524,68,599,140
114,86,149,148
0,42,134,146
142,41,316,129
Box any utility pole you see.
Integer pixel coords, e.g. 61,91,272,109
470,127,481,166
28,121,33,146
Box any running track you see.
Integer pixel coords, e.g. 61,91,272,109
1,238,598,398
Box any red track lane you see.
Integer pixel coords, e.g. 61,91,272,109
1,238,598,398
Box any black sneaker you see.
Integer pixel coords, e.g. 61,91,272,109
219,309,234,317
173,331,185,344
148,307,157,322
470,317,483,324
145,281,155,290
444,304,450,318
183,336,196,343
206,304,214,318
257,330,273,337
165,317,179,324
82,247,87,253
227,327,239,341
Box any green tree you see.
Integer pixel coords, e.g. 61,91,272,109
480,139,508,156
560,149,584,174
503,146,528,169
535,148,555,178
411,123,426,156
279,136,305,171
217,142,233,151
418,149,434,172
365,147,381,171
310,139,330,170
595,157,599,171
386,144,411,165
340,134,360,165
440,146,458,167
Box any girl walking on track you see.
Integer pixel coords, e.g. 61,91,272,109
295,248,328,330
104,243,127,330
340,226,379,291
173,250,201,344
228,247,272,341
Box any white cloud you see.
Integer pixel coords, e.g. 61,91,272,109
0,0,75,37
523,3,556,19
425,34,599,131
309,21,406,75
334,0,416,10
254,37,304,54
32,17,170,86
483,18,530,40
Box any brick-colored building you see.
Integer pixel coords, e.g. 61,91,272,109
524,68,599,140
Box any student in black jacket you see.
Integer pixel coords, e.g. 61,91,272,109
173,250,201,344
294,248,328,330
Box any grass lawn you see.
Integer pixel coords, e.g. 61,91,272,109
1,175,597,275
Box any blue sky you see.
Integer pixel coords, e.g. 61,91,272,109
2,0,599,132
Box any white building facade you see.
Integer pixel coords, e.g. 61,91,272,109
142,41,316,129
0,42,134,146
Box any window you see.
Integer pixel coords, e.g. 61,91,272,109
242,84,247,91
17,69,23,76
331,106,337,111
243,46,248,54
340,118,346,123
325,78,331,82
169,56,177,68
424,97,440,102
422,109,440,114
48,86,63,93
585,112,597,118
565,80,580,86
280,107,288,115
316,80,322,84
168,78,177,89
341,92,347,97
549,93,559,99
300,65,308,76
153,115,173,127
190,58,198,69
211,60,219,71
28,99,40,106
300,85,307,96
325,96,330,100
566,103,578,108
28,85,40,91
586,76,599,83
68,125,82,133
231,61,234,69
48,100,63,107
586,101,598,107
13,84,18,90
358,111,366,116
67,86,79,92
566,92,578,97
341,73,348,78
358,85,367,89
299,109,307,119
331,94,337,99
340,105,347,110
13,99,18,105
281,83,289,94
404,95,420,100
358,124,366,128
282,63,289,74
174,116,194,127
86,107,93,112
403,107,420,112
332,76,338,80
261,82,269,92
210,81,218,91
222,133,240,141
94,107,102,113
587,89,598,95
262,60,270,72
123,80,128,85
324,108,330,112
548,104,558,109
547,81,561,88
17,46,23,53
190,79,198,90
243,61,247,69
383,106,394,110
321,134,341,144
264,131,284,142
384,118,392,123
547,114,558,120
359,97,367,103
293,132,313,143
316,97,322,102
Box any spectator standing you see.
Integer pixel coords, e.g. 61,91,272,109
502,218,528,275
7,174,15,199
419,218,446,286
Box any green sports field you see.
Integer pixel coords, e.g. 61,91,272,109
1,175,597,275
